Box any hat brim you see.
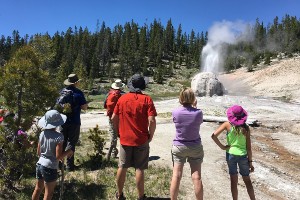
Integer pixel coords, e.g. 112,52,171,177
226,107,248,126
127,74,146,92
38,113,67,129
111,82,125,90
64,79,81,86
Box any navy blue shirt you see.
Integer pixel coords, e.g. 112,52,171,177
64,86,87,125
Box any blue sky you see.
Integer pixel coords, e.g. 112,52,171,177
1,0,299,37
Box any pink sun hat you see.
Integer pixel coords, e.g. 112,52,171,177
226,105,248,126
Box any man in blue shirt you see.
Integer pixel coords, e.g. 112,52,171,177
61,74,88,171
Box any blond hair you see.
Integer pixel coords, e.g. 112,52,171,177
179,88,196,106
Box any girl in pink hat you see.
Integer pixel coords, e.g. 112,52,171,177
211,105,256,200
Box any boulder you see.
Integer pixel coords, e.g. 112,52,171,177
191,72,224,97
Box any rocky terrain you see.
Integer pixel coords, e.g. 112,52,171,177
81,56,300,199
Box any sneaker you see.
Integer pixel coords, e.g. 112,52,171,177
113,149,119,158
137,194,147,200
116,192,126,200
58,161,64,170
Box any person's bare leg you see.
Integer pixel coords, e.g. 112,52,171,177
190,162,203,200
43,181,57,200
116,167,127,197
135,169,145,198
230,174,238,200
170,163,184,200
242,176,256,200
32,179,44,200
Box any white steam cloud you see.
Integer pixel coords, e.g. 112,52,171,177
201,20,253,73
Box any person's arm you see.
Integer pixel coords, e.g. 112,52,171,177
246,129,255,172
211,122,231,150
81,103,88,110
192,99,197,108
111,113,119,135
148,116,156,142
79,91,88,110
37,142,41,156
56,142,63,160
56,142,73,161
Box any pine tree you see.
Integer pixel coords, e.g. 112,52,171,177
52,32,64,72
29,34,55,71
164,19,175,57
0,45,58,127
112,24,123,58
139,26,147,59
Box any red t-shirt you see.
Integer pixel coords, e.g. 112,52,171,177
113,92,157,146
106,89,121,117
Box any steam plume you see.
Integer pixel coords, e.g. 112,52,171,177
201,20,253,73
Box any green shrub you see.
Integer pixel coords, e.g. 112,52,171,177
87,125,106,170
0,125,36,196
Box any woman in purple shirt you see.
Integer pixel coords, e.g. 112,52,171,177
170,88,204,200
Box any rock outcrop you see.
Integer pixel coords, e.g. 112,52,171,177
191,72,224,97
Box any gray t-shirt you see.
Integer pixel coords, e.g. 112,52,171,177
37,129,64,169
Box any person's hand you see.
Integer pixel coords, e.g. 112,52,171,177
221,144,230,150
67,150,74,158
148,134,153,143
192,99,197,108
249,162,254,172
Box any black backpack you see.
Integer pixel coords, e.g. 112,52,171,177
54,88,75,116
103,90,124,109
103,92,110,109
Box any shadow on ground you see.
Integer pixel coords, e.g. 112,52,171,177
11,180,106,200
149,155,160,161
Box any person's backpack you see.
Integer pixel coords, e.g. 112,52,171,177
103,90,123,109
103,92,110,109
54,88,75,116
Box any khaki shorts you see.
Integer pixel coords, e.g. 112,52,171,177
119,142,149,169
171,144,204,165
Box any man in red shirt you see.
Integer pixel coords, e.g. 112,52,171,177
112,74,157,200
105,79,125,161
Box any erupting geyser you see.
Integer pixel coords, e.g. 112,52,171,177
192,20,251,97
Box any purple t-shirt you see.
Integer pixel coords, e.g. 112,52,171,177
172,106,203,146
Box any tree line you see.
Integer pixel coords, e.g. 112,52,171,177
225,15,300,71
0,15,300,86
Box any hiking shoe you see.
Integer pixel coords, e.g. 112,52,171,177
137,194,147,200
113,148,119,158
116,192,126,200
58,161,64,170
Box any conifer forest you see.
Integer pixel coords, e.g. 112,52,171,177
1,15,300,86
